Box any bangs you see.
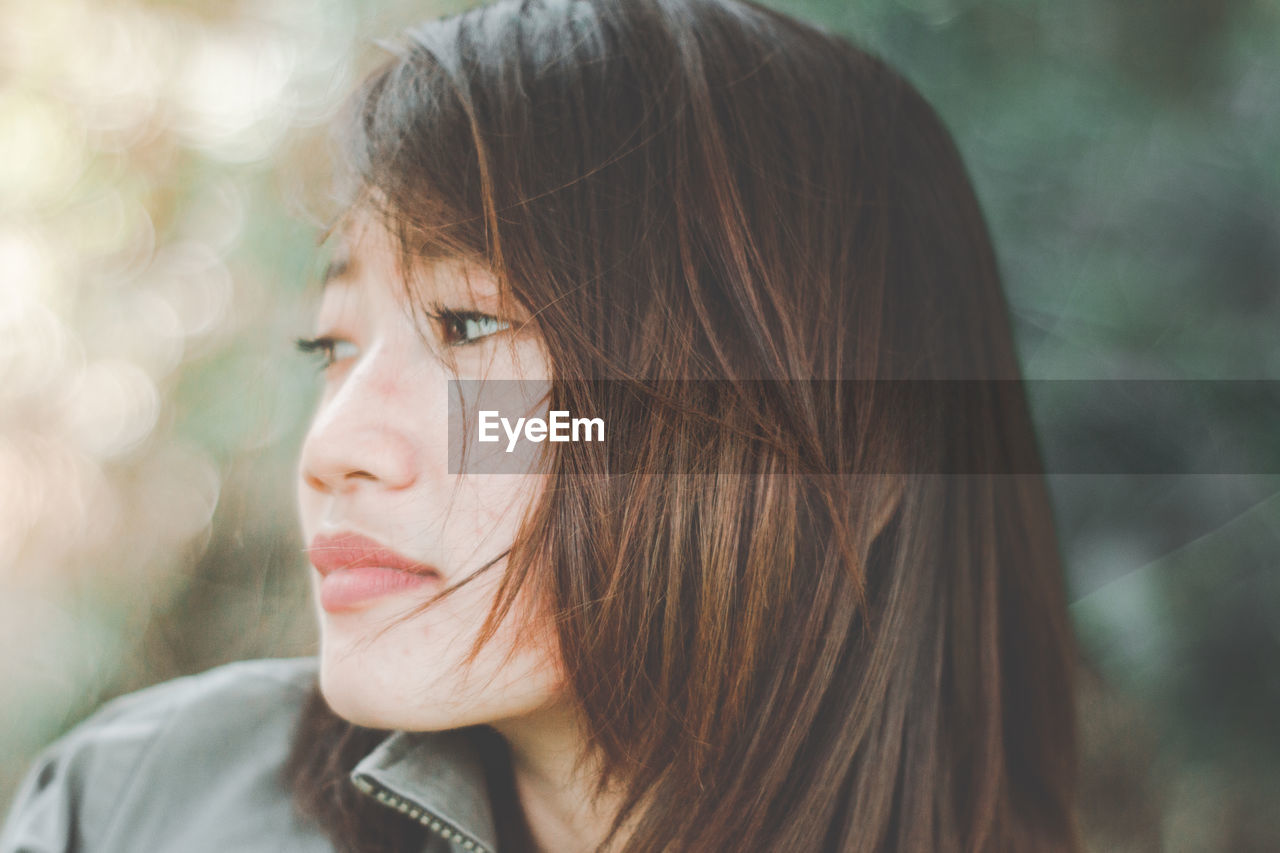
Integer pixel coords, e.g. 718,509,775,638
333,29,495,267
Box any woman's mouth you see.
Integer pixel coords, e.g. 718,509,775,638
307,531,443,613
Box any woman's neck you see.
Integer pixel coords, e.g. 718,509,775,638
489,697,629,853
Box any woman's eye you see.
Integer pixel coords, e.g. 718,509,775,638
294,336,359,371
430,310,511,347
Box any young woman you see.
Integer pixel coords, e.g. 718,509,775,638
0,0,1080,851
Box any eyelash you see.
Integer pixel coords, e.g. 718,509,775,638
294,309,510,371
424,306,512,348
294,336,350,371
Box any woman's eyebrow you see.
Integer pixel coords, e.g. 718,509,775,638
318,255,354,290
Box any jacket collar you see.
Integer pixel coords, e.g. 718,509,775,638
349,728,499,853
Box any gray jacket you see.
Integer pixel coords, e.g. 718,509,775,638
0,658,500,853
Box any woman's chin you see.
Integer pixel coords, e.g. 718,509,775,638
317,654,431,730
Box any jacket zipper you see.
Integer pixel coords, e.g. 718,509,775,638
351,772,492,853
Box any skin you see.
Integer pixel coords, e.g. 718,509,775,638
296,215,624,851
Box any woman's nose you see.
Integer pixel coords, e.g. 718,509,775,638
298,361,423,496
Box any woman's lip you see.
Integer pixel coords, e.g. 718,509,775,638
307,531,441,578
307,532,443,613
316,566,440,613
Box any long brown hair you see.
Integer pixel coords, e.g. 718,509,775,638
284,0,1080,850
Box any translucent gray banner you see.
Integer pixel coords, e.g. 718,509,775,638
446,379,1280,475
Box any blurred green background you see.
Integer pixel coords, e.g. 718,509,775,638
1,0,1277,848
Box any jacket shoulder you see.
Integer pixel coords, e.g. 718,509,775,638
1,657,326,853
85,656,319,732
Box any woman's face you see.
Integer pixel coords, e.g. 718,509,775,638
296,214,562,732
